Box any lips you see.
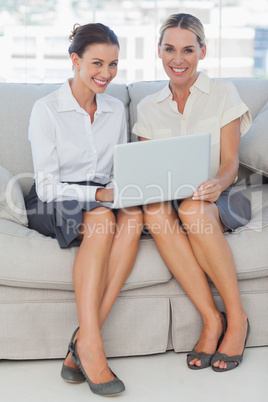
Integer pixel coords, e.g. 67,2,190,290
92,78,108,87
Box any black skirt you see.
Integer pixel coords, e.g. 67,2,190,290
25,181,114,249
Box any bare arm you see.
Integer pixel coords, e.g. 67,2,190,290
192,118,240,203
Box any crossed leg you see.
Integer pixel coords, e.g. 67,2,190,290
64,206,143,382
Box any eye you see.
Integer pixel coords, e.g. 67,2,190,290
93,61,102,66
165,47,174,52
184,48,193,53
109,62,118,67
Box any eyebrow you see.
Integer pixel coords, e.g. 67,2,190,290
91,58,119,62
163,44,195,49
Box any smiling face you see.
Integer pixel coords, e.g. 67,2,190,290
71,43,119,95
158,27,206,90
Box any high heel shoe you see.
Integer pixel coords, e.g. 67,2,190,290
70,339,125,396
211,319,250,372
60,327,85,383
187,312,227,370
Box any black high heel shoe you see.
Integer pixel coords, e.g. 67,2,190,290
70,339,125,396
187,312,227,370
60,327,85,383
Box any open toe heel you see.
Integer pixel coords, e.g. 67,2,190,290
211,319,250,372
187,312,227,370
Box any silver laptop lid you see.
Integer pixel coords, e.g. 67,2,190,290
112,133,211,208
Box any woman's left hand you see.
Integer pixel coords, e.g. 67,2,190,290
192,178,222,203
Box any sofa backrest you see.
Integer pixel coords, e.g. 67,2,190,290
0,77,267,195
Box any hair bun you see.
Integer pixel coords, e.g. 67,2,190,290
69,23,81,41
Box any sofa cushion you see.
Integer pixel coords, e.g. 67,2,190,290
0,185,268,290
239,101,268,177
0,166,28,226
229,78,268,121
0,219,172,291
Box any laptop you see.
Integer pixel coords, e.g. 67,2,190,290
108,132,211,209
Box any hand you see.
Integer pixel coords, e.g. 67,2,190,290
192,179,221,203
95,188,114,202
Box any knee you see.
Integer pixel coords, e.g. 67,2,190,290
143,202,174,236
117,207,144,236
81,208,116,236
178,200,219,235
143,202,172,224
178,200,205,223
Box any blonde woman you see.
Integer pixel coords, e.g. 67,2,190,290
133,13,251,372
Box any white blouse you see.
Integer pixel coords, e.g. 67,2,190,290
132,72,252,179
29,80,127,203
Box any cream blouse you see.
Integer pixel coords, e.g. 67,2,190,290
132,72,252,179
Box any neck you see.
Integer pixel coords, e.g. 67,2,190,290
69,77,96,112
169,71,199,101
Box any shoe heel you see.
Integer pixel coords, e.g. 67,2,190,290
70,340,79,365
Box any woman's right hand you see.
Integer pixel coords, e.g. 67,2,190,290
95,188,114,202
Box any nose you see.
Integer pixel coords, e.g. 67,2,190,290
173,52,184,65
101,65,111,80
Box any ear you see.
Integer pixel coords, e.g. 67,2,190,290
200,44,206,61
71,53,80,71
158,44,162,59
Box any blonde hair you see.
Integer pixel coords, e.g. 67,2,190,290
159,13,205,47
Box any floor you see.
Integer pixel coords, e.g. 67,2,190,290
1,347,267,402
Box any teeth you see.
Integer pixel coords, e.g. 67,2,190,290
172,67,187,73
93,78,107,85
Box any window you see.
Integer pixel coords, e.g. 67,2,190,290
0,0,267,83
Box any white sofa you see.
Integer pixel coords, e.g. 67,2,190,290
0,78,268,360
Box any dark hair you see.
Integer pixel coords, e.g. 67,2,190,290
68,23,119,57
159,13,205,48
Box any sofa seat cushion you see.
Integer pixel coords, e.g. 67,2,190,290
0,219,172,291
0,185,267,291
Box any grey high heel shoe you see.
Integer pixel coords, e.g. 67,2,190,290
187,312,227,370
211,319,250,372
70,339,125,396
60,327,85,383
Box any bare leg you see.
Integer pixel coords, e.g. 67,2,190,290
178,199,248,369
71,207,116,384
143,202,225,367
99,206,143,325
64,207,143,373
